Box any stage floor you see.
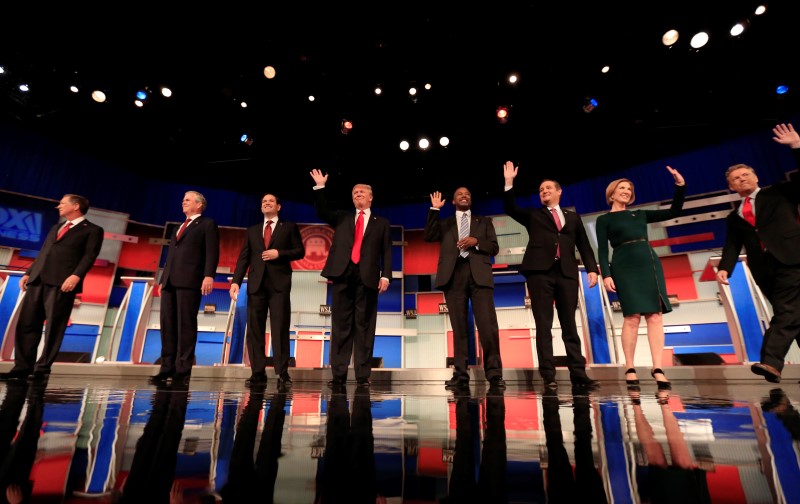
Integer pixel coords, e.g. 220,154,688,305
1,362,799,503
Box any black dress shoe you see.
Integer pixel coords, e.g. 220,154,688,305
278,373,293,385
445,376,469,389
171,372,191,384
543,378,558,389
149,372,173,384
245,373,267,387
488,376,506,389
751,363,781,384
570,376,600,389
28,371,50,382
356,378,371,387
0,370,30,382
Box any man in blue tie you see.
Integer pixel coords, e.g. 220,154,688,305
424,187,505,390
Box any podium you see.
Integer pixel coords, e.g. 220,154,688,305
103,276,156,363
0,270,26,361
223,277,247,365
579,265,615,364
700,255,768,363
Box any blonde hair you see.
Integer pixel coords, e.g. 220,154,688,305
605,178,635,206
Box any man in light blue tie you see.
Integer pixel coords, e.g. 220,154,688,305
424,187,505,390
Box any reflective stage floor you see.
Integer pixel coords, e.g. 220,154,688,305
1,364,799,503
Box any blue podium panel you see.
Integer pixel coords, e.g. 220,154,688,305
142,329,225,365
0,271,25,359
374,335,402,368
727,260,764,362
581,269,611,364
60,324,101,354
228,280,249,365
115,279,149,362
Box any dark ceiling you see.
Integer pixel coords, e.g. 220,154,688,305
3,1,800,205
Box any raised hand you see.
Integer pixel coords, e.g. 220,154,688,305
772,123,800,148
503,160,518,185
309,168,328,186
666,165,685,186
429,191,445,209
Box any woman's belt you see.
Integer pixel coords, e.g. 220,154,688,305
616,238,648,247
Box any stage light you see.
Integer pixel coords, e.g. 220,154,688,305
341,119,353,135
690,31,709,49
263,65,276,79
662,29,679,46
776,85,789,95
583,97,598,113
418,138,430,150
496,106,509,124
240,133,254,145
91,90,107,103
160,86,172,98
399,140,410,151
135,90,148,101
439,136,450,147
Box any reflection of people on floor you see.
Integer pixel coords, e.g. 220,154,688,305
0,383,45,504
120,383,190,503
315,388,377,504
631,390,711,504
761,388,800,440
542,389,607,503
220,389,287,503
442,391,508,504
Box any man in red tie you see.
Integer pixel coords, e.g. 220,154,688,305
503,162,601,390
152,191,220,385
717,123,800,384
309,169,392,388
230,193,305,388
1,194,104,382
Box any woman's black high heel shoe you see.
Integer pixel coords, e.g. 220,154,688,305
625,368,640,390
651,368,672,390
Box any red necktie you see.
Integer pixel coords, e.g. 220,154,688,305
263,219,273,248
56,222,72,240
550,208,562,258
742,196,756,226
176,218,191,239
351,211,364,264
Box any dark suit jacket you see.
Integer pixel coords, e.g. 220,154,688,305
719,155,800,283
26,218,104,293
313,188,392,289
503,188,599,279
423,209,499,289
232,220,305,293
160,215,220,289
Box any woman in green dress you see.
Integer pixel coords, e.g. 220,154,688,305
595,166,686,389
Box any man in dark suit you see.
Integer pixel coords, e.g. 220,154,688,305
152,190,220,385
230,193,305,388
424,188,505,390
1,194,104,382
717,123,800,384
309,169,392,388
503,162,600,389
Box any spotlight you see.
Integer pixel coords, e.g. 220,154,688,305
240,133,254,146
583,97,598,113
496,106,509,124
341,119,353,135
776,85,789,95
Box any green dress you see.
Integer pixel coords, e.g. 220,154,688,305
595,185,686,316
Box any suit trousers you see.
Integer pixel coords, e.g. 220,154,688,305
757,254,800,371
158,283,202,375
13,282,76,373
443,260,503,381
246,274,292,376
526,260,588,381
329,261,378,381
